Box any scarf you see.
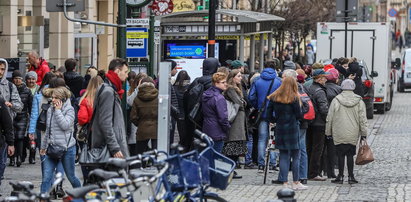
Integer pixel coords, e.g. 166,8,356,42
106,70,125,99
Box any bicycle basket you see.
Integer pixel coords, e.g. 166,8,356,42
164,155,185,191
181,151,210,186
199,148,235,190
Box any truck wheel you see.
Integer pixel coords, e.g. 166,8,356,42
376,104,385,114
366,107,374,119
399,81,405,92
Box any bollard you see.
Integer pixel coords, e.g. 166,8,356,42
277,188,296,202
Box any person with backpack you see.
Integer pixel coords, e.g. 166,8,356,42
248,60,282,173
305,69,330,181
202,72,230,152
63,58,84,98
182,58,219,151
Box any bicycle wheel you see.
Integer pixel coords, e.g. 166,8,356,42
203,193,228,202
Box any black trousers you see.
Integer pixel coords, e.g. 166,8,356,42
136,139,158,155
307,125,325,178
335,144,356,177
321,137,337,177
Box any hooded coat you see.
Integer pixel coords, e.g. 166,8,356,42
0,59,23,118
248,68,282,120
130,83,159,141
326,91,368,146
202,86,230,141
64,71,85,98
13,83,33,139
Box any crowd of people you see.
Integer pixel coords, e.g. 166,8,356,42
0,49,369,195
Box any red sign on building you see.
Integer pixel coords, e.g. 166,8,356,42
151,0,174,16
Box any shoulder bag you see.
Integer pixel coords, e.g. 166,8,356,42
249,79,275,127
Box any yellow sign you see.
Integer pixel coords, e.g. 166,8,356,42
126,32,148,39
173,0,195,12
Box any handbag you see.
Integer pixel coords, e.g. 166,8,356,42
76,123,89,142
355,140,374,165
226,100,240,123
250,79,275,127
79,85,112,166
36,102,51,131
46,108,72,160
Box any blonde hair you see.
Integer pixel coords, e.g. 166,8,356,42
212,72,227,85
217,67,230,76
268,77,300,105
50,87,72,100
227,69,243,97
79,76,104,108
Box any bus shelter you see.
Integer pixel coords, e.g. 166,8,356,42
156,9,285,72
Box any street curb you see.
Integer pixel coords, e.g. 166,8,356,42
367,112,386,146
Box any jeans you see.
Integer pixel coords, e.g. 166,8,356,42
279,149,300,182
258,121,277,166
299,128,308,180
41,146,80,193
213,141,224,153
0,144,7,185
245,132,254,165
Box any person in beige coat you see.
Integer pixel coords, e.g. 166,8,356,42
325,79,368,184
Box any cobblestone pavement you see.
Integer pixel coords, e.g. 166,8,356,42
1,92,410,202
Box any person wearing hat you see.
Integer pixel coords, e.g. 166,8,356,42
230,60,250,100
326,79,368,184
283,61,296,71
10,70,33,167
304,63,325,87
25,71,39,95
305,69,330,181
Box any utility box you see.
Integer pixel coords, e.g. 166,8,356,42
46,0,85,12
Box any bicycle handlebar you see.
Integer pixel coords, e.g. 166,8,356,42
194,129,213,145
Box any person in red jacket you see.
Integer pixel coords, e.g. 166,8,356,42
28,51,50,85
78,75,104,126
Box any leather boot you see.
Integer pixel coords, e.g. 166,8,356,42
16,156,21,167
55,182,65,198
331,175,344,184
348,176,358,184
29,150,36,164
9,157,15,166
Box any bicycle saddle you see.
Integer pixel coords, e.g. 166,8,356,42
88,169,120,181
106,158,128,170
66,184,100,199
129,169,156,180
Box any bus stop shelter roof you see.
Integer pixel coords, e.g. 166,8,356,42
156,9,285,23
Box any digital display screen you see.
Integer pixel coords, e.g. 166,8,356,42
164,40,207,59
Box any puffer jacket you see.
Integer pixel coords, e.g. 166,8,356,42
64,71,84,98
130,83,159,141
324,81,342,104
248,68,282,120
325,91,368,146
0,59,23,118
306,81,329,126
28,85,49,134
28,58,50,85
202,86,230,141
41,99,76,150
77,98,92,126
13,83,33,139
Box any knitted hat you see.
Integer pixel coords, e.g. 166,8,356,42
283,60,296,70
312,63,324,70
25,71,38,81
12,70,23,79
341,79,356,91
324,64,335,72
326,68,339,82
230,60,245,69
312,69,330,78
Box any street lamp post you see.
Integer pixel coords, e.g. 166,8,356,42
208,0,217,58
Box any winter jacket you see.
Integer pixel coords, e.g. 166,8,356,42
28,86,49,134
41,99,76,150
28,58,50,85
248,68,282,120
77,98,93,126
306,81,329,126
0,59,23,118
325,91,368,146
224,87,247,141
267,99,302,150
0,97,14,147
324,81,342,104
64,71,85,98
202,86,230,141
348,62,365,97
174,81,190,120
13,83,33,139
130,83,159,141
306,50,315,65
90,82,129,158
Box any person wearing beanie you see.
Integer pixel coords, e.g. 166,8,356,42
324,64,335,72
304,63,323,88
326,79,368,184
25,71,39,95
283,60,296,70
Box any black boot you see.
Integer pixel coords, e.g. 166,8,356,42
348,176,358,184
331,175,344,184
55,182,65,198
9,157,15,166
16,156,21,167
29,150,35,164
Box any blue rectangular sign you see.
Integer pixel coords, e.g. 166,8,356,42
126,27,148,58
169,46,205,57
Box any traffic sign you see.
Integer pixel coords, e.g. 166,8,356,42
126,27,148,58
388,8,398,17
126,18,149,26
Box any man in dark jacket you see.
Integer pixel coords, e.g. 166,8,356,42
182,58,219,151
248,60,282,172
91,58,129,159
347,61,364,97
305,69,330,181
0,96,14,187
63,58,84,98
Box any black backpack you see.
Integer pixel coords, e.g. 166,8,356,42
36,101,51,131
185,81,206,128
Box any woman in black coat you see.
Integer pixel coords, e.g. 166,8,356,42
11,71,33,167
173,70,191,148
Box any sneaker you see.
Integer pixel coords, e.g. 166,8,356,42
244,163,258,169
309,175,327,181
258,165,264,173
283,182,290,188
292,182,308,190
269,165,279,173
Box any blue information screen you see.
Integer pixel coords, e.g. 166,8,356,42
169,46,205,57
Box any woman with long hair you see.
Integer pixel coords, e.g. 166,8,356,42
173,70,191,147
267,77,307,190
223,69,247,179
78,76,104,127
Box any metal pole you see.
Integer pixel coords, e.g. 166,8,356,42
117,0,127,124
149,14,155,76
268,33,273,60
344,0,348,58
239,32,245,61
259,33,264,71
208,0,216,58
250,35,255,72
157,62,171,152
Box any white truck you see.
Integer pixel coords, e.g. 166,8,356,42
316,22,395,114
